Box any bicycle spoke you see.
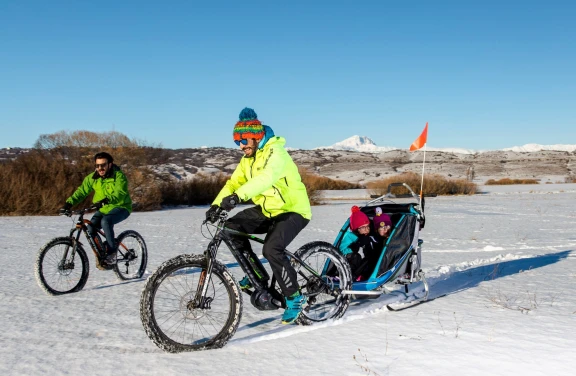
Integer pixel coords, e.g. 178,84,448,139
150,263,233,347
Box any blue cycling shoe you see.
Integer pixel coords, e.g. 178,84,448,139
281,291,307,324
239,276,252,290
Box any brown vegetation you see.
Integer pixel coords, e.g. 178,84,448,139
485,178,540,185
299,168,363,205
0,147,168,215
366,172,478,197
1,131,365,215
159,173,230,206
34,130,141,149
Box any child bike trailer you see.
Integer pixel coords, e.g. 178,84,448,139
333,183,429,309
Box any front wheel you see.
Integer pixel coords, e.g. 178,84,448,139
113,230,148,280
140,254,243,353
294,241,352,325
34,237,90,295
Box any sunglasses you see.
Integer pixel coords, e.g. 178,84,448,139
234,139,249,146
95,163,109,169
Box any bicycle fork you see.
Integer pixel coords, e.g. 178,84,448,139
59,228,83,271
193,238,223,310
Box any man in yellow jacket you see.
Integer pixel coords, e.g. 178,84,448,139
207,107,312,324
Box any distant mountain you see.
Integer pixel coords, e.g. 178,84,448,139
316,135,397,153
502,143,576,153
316,136,576,154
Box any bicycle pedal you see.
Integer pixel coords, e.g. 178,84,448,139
95,259,114,271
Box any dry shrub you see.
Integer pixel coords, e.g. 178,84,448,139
0,149,169,215
485,178,539,185
0,149,86,215
35,130,139,149
0,130,173,215
34,130,171,168
159,173,230,206
298,167,363,205
565,176,576,183
366,172,477,197
126,168,163,211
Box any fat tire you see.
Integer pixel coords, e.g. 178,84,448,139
140,254,242,353
113,230,148,280
294,241,352,325
35,237,90,296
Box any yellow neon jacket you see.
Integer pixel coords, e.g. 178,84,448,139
213,136,311,220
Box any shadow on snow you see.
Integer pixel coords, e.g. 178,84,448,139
427,249,573,299
229,250,573,345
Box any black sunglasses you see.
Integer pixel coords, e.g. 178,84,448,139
95,163,109,169
234,139,249,146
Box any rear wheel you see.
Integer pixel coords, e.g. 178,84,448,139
294,241,352,325
140,254,242,353
34,237,90,295
113,230,148,280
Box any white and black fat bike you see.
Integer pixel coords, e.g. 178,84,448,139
140,208,352,353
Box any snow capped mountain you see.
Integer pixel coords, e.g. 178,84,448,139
317,136,576,154
502,143,576,153
317,136,476,154
316,135,397,153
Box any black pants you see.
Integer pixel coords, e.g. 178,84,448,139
225,206,309,297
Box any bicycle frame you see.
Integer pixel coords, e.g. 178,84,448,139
195,211,337,310
61,207,133,269
56,209,103,269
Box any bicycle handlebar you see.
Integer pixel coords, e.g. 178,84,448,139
203,207,229,225
59,205,100,217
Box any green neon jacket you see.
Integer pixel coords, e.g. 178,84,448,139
66,165,132,214
213,136,312,220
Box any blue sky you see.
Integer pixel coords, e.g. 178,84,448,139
1,1,574,150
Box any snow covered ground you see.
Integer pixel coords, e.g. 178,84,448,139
1,184,575,375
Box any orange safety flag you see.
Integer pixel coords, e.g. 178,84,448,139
409,122,428,151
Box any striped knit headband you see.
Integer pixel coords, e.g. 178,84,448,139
233,107,265,142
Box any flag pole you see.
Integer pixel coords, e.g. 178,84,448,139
419,143,426,207
409,121,428,208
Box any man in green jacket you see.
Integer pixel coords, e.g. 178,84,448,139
60,152,132,266
206,108,312,324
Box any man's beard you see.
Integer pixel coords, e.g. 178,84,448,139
243,147,256,158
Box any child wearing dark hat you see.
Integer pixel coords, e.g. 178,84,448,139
339,206,384,281
373,207,392,240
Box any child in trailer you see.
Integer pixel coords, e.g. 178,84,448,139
373,207,392,241
353,207,393,280
339,206,386,281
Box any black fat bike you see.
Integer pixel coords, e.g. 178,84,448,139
35,205,148,295
139,208,352,353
